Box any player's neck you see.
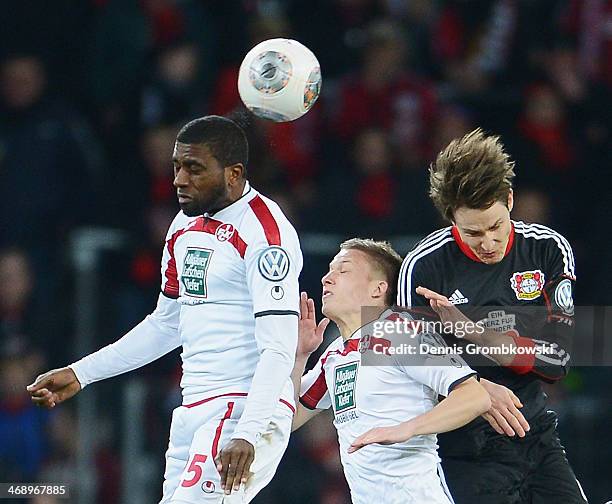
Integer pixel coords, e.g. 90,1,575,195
336,308,385,341
208,180,248,215
336,314,363,341
229,179,247,200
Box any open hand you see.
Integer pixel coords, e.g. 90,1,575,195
215,438,255,495
415,286,471,324
298,292,329,357
480,379,530,437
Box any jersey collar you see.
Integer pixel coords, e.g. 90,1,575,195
206,181,254,220
451,222,515,263
345,308,396,343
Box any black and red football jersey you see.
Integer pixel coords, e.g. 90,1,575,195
397,220,576,434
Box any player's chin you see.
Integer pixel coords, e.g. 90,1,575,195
478,251,504,264
321,300,333,318
481,255,503,264
179,202,200,217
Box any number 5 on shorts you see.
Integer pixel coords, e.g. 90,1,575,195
181,454,208,488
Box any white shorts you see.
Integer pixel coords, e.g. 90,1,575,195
159,393,294,504
348,463,454,504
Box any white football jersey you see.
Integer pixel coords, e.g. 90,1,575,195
161,182,302,405
300,309,475,503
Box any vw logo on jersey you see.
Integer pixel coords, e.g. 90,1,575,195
215,223,235,242
554,278,574,315
258,246,290,281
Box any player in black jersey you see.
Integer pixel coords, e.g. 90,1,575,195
397,129,587,503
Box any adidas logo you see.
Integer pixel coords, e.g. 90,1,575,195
449,289,469,305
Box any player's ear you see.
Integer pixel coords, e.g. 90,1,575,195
372,280,388,301
506,190,514,212
226,163,245,186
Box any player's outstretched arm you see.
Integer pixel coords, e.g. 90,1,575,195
27,294,181,405
415,286,517,365
292,292,329,431
348,377,490,453
27,367,81,408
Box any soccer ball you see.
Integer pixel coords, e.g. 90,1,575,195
238,38,322,122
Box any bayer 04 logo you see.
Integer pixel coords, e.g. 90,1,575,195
258,246,290,281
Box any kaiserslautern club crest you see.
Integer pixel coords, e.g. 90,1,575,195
510,270,545,300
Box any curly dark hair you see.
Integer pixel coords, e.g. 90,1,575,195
177,115,248,173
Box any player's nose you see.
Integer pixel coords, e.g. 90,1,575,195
481,234,496,251
173,167,189,187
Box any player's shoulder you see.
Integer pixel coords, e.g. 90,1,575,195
401,226,454,271
513,220,572,247
317,336,346,363
513,220,574,258
165,211,197,240
242,188,300,249
513,220,575,277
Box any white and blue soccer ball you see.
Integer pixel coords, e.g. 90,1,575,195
238,38,322,122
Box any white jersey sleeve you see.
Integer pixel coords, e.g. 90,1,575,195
243,202,302,318
396,330,477,397
231,195,302,445
69,293,181,388
69,214,187,388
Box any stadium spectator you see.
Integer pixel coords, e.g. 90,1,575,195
0,337,50,480
141,42,207,127
0,54,101,301
333,20,438,169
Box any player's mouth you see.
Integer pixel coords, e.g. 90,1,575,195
177,193,193,204
479,251,499,261
322,289,332,298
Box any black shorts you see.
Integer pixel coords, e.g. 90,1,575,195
440,412,588,504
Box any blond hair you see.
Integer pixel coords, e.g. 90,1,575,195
340,238,402,306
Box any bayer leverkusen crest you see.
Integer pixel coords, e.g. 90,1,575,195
510,270,545,300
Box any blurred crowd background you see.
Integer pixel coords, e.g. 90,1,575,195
0,0,610,502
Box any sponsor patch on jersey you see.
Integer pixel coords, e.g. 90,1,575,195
215,223,234,242
271,285,284,300
333,362,358,414
479,310,516,332
510,270,545,300
258,246,290,281
181,247,213,297
554,278,574,315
